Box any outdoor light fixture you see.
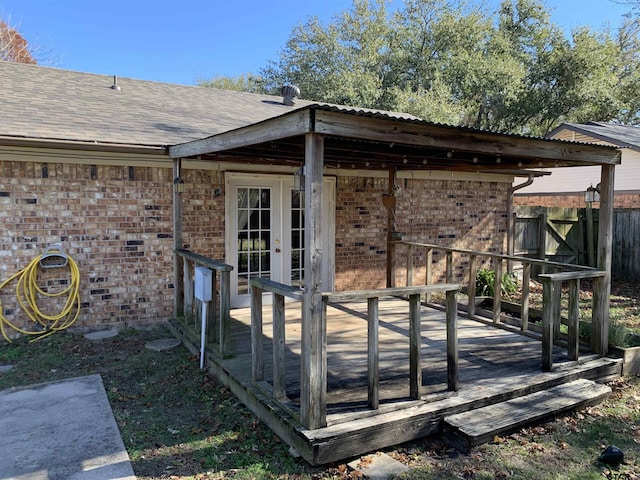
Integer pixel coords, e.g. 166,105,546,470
585,184,600,203
294,166,305,191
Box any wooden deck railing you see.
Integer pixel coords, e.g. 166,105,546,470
397,242,608,366
250,278,461,425
175,248,233,357
539,270,606,371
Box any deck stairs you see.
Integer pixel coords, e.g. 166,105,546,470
442,378,612,452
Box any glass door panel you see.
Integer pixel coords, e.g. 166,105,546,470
236,187,271,295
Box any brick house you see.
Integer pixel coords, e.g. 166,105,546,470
3,60,627,463
514,122,640,208
0,60,619,335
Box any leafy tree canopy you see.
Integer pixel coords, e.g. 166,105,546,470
200,0,640,135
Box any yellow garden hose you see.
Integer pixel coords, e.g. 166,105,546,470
0,251,81,342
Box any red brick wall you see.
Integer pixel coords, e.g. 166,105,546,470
334,176,509,290
1,160,509,335
514,193,640,209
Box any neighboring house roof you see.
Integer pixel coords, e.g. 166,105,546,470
547,122,640,152
515,122,640,195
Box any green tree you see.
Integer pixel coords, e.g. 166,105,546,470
196,73,262,93
200,0,640,134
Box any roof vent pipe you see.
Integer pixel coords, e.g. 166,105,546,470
111,75,121,91
281,85,300,106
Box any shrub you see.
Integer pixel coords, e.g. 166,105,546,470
475,268,518,297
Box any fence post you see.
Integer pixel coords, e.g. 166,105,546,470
468,254,477,319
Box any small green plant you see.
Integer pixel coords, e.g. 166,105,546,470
475,268,518,297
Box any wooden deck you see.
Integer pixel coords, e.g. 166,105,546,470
169,297,622,465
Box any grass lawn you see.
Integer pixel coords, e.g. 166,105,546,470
0,281,639,479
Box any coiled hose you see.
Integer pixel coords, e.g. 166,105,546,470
0,253,81,342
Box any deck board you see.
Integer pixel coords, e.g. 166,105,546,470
170,297,622,465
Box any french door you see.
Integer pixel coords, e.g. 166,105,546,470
226,173,334,308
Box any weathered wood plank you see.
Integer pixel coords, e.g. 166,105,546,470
443,379,611,452
273,293,287,400
175,248,233,272
493,259,502,323
312,109,621,165
521,262,531,331
425,248,433,304
542,279,555,371
446,290,458,392
367,297,379,410
468,254,477,319
593,163,615,356
251,285,264,381
409,294,422,400
220,270,231,356
250,278,304,300
169,109,312,158
568,279,580,361
323,284,461,302
300,132,328,430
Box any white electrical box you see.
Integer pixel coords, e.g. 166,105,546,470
194,267,213,302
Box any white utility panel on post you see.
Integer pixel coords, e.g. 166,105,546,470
194,266,213,369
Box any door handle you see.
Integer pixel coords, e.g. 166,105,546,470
275,248,281,253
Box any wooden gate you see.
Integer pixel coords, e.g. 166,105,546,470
516,206,640,280
514,206,598,271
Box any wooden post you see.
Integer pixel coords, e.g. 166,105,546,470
468,254,477,318
586,203,595,267
446,289,459,392
407,244,414,287
445,251,453,283
220,270,231,357
538,212,547,274
183,259,194,324
300,132,327,429
425,248,433,303
251,284,264,381
409,293,422,400
593,164,615,356
568,279,580,361
207,270,217,345
386,167,397,288
273,293,287,400
541,278,554,371
493,258,502,323
173,158,184,317
367,297,379,410
521,262,531,331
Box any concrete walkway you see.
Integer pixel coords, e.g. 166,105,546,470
0,374,136,480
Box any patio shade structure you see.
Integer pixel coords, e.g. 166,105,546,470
169,104,621,430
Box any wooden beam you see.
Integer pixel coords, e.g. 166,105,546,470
169,109,313,159
542,279,555,371
300,132,327,429
322,283,462,302
313,110,621,166
568,279,580,361
592,164,615,355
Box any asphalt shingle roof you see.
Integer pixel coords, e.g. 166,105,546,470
560,122,640,150
0,60,318,147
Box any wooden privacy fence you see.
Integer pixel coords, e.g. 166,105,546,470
249,278,461,429
174,248,233,357
515,206,640,280
398,241,608,369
